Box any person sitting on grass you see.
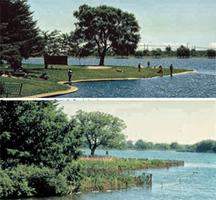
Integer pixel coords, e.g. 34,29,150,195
157,65,163,77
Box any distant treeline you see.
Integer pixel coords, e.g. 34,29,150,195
123,139,216,153
134,46,216,58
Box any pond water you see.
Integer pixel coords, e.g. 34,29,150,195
33,150,216,200
24,57,216,98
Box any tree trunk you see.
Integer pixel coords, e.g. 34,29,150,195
90,147,96,156
99,53,105,66
44,54,48,69
10,57,22,71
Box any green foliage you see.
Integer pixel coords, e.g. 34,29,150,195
151,48,162,57
0,169,15,198
78,157,182,192
62,162,83,192
73,110,126,156
73,4,140,65
0,0,42,70
134,140,153,150
41,30,73,56
28,168,68,196
0,165,71,198
0,101,82,170
195,140,216,153
177,45,190,58
207,49,216,58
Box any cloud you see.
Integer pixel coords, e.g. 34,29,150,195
209,42,216,49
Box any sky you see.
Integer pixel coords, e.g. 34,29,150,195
59,100,216,145
28,0,216,49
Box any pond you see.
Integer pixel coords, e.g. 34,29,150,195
24,57,216,98
31,150,216,200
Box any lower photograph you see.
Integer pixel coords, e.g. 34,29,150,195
0,100,215,200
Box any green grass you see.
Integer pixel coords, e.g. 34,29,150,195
78,157,184,192
0,64,190,97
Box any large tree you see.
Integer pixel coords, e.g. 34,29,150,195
0,101,83,170
73,110,126,156
73,4,140,66
0,0,42,71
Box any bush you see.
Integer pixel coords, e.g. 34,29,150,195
0,170,14,198
3,165,35,198
0,165,70,198
62,162,83,192
29,168,69,196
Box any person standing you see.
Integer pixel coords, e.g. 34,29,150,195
138,63,141,72
170,64,174,77
147,61,150,68
68,69,73,83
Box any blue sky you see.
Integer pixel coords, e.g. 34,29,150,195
29,0,216,49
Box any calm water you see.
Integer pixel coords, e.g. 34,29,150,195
24,57,216,98
34,150,216,200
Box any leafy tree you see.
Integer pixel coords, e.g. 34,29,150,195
135,140,149,150
0,0,42,71
0,101,83,170
195,140,216,153
207,49,216,58
177,45,190,58
73,4,140,66
170,142,179,150
154,143,170,150
126,140,134,149
67,31,96,65
143,49,150,56
73,110,126,156
165,46,172,55
151,48,162,57
134,50,144,57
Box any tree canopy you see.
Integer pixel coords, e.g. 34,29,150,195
0,0,42,70
176,45,190,58
73,110,126,156
73,4,140,66
0,101,83,170
207,49,216,58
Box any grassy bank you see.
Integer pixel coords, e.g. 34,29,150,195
0,157,184,198
78,157,184,192
0,64,190,97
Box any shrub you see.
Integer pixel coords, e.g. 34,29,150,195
0,170,14,198
28,167,69,196
0,165,70,198
62,162,83,192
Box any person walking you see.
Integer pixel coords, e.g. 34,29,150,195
68,69,73,83
170,64,174,77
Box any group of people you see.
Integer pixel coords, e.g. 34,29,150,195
138,62,174,77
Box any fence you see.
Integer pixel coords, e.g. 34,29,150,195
0,82,23,97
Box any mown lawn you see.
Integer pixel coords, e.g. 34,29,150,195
0,64,190,97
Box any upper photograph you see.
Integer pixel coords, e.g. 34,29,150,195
0,0,215,98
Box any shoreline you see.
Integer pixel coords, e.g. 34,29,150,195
25,70,194,98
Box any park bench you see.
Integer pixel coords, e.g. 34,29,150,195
0,82,23,97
